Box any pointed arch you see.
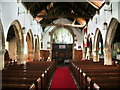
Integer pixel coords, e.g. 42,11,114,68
26,29,34,61
7,20,24,64
105,18,119,48
93,28,103,62
50,26,75,60
104,18,119,65
0,19,5,69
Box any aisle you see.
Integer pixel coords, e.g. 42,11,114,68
50,67,78,89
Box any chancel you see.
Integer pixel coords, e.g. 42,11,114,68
0,0,120,90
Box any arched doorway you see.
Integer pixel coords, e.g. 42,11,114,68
0,19,5,70
93,28,103,62
6,20,24,64
104,18,120,65
34,35,40,61
26,30,34,61
50,27,74,64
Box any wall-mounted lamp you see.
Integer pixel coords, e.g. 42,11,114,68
34,34,37,39
22,27,26,34
91,33,94,35
104,4,112,14
18,7,25,16
103,22,108,30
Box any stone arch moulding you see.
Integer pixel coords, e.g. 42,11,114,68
50,26,75,59
10,20,24,64
0,19,5,69
93,28,103,62
104,18,119,65
26,29,34,61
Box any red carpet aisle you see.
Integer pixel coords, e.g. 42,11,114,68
50,67,78,89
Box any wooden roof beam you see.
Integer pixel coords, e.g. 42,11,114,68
41,23,85,28
27,3,37,11
36,15,91,19
87,1,100,10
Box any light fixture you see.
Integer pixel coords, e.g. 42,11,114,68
34,34,37,39
103,22,108,30
22,27,26,34
91,33,94,35
104,4,112,14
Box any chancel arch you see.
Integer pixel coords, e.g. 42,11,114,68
6,20,24,64
0,19,5,70
26,29,34,61
104,18,120,65
50,26,75,63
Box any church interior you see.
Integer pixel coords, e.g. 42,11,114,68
0,0,120,89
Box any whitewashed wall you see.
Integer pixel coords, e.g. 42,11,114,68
118,1,120,21
1,0,120,52
88,1,120,47
42,18,84,50
1,1,42,52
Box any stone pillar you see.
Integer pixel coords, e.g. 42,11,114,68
17,34,27,64
86,48,91,60
17,49,24,64
93,50,99,62
73,49,75,60
38,49,40,60
34,50,40,60
50,41,52,59
104,48,112,65
28,51,34,61
82,49,86,60
0,50,5,70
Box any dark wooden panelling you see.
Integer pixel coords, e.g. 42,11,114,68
74,49,82,60
40,50,50,60
52,44,73,61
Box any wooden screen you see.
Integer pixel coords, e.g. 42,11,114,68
52,44,73,63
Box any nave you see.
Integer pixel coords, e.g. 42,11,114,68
2,59,120,89
0,0,120,90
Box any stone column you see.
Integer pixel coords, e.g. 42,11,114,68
38,49,40,60
17,34,27,64
34,50,40,60
73,48,75,60
0,50,5,70
93,50,99,62
28,51,34,61
17,49,24,64
82,49,86,60
104,48,112,65
86,48,91,60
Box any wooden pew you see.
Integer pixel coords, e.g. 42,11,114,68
2,83,36,90
70,60,120,89
2,61,56,90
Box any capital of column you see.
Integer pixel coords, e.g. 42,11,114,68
103,48,112,53
92,49,98,53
